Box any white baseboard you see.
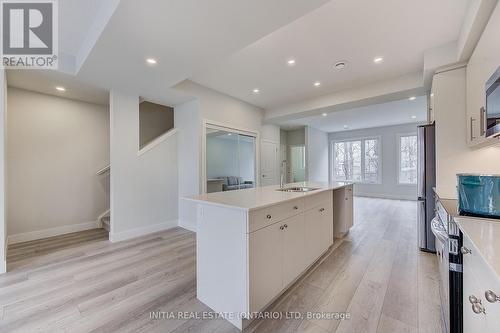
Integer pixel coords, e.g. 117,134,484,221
0,259,6,274
109,220,178,243
355,192,417,201
7,221,101,245
178,220,197,233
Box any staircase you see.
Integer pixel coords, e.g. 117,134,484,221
96,165,110,232
101,214,110,232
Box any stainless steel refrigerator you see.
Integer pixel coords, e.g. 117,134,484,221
417,123,436,252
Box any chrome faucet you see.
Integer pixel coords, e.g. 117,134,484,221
280,160,287,188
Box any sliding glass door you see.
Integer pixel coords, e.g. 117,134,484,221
205,126,256,193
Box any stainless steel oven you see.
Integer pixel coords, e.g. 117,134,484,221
433,199,463,333
485,66,500,138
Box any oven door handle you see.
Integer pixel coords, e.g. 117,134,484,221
431,218,448,243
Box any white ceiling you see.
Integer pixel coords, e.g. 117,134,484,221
75,0,330,106
7,70,109,105
5,0,480,119
191,0,471,109
59,0,104,56
279,96,427,132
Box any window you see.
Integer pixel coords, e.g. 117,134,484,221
399,135,418,184
332,138,380,183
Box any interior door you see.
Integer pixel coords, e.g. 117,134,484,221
261,141,278,186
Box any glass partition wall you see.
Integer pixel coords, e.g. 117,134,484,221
205,126,256,193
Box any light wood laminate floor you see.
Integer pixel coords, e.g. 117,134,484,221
0,197,443,332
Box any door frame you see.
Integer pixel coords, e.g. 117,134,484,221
201,119,260,194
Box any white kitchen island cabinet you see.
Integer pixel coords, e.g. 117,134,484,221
185,182,352,330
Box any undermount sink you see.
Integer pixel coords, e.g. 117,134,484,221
276,186,320,193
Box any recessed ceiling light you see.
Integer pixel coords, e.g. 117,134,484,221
430,93,434,97
287,59,296,66
409,96,416,101
322,113,327,117
146,58,157,65
343,125,349,129
373,57,384,64
227,133,232,136
411,115,417,119
55,86,66,92
252,88,260,94
334,61,347,70
314,81,321,87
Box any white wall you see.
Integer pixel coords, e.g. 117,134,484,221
0,70,6,273
434,67,500,199
306,126,329,182
329,123,420,200
110,90,178,241
174,80,264,232
6,88,109,242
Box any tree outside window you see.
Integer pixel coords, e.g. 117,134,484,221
332,138,379,183
399,135,418,184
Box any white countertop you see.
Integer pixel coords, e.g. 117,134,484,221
455,216,500,280
183,181,352,211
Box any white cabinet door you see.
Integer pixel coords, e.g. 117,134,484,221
319,202,334,251
345,185,354,229
304,207,323,265
249,222,283,312
283,214,306,287
463,264,487,333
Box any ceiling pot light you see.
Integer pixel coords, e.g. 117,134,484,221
314,81,321,87
409,96,416,101
55,86,66,92
252,88,260,94
146,58,157,65
322,113,327,117
373,57,384,63
430,93,434,97
343,125,349,129
334,61,347,70
287,59,296,66
411,115,417,119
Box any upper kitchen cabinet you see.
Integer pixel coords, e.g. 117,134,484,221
466,2,500,147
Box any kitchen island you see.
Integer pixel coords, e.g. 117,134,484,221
183,181,354,330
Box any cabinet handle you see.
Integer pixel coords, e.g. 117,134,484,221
469,295,480,304
293,206,298,210
485,290,500,303
279,225,284,230
266,214,272,219
470,117,477,141
284,224,288,229
480,107,486,136
319,208,325,212
461,246,472,255
472,302,486,315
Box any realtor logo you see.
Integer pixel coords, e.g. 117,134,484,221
1,0,58,69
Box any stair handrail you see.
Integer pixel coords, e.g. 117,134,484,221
96,164,110,175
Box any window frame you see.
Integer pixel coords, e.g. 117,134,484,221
330,136,382,184
397,133,418,186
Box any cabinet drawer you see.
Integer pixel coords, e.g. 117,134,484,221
304,190,332,210
249,199,304,233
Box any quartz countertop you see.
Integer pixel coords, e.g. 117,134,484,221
183,181,353,211
455,216,500,281
433,189,459,218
